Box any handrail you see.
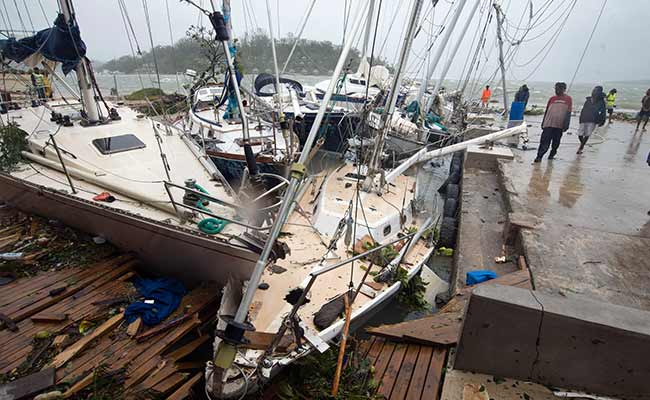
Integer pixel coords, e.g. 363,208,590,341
163,181,272,231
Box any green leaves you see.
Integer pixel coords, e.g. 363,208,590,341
0,122,28,172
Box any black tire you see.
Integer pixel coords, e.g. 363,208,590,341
449,158,462,174
438,217,457,248
448,170,461,185
443,198,458,218
446,183,459,200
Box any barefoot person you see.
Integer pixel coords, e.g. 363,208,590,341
577,86,607,154
534,82,572,162
636,89,650,131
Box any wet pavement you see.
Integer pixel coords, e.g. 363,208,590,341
501,117,650,310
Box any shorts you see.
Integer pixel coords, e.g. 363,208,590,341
577,122,597,137
639,110,650,119
607,107,614,114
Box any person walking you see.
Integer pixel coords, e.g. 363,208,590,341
481,85,492,107
636,89,650,131
534,82,572,163
576,86,607,154
606,88,617,124
514,84,530,108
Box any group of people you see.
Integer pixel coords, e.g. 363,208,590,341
533,82,650,162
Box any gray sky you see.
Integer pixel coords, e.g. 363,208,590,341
9,0,650,84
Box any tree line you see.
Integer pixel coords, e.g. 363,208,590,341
101,30,388,76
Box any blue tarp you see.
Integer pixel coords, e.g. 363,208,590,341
0,13,86,75
466,270,497,286
124,278,187,326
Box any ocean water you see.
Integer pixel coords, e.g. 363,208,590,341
86,73,649,113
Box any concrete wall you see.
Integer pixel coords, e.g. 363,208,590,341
454,284,650,399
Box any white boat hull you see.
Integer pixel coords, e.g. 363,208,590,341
0,173,259,285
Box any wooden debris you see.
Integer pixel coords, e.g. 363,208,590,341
167,372,202,400
165,335,210,361
31,312,68,323
0,368,55,400
53,335,68,347
126,318,142,337
51,313,124,368
0,312,18,332
135,314,192,342
62,372,93,399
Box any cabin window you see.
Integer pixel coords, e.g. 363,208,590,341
92,134,146,155
383,224,391,236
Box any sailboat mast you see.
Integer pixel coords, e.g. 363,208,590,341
493,2,509,116
360,0,376,61
367,0,424,181
57,0,100,123
414,0,467,113
425,0,481,113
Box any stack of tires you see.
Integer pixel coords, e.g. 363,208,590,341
438,151,463,248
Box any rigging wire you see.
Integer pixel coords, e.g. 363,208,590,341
2,0,14,37
568,0,607,91
165,0,182,91
116,0,145,90
21,0,34,32
142,0,162,90
37,0,48,24
11,0,26,33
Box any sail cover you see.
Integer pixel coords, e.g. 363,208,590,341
0,13,86,75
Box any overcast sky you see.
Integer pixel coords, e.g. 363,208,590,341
7,0,650,84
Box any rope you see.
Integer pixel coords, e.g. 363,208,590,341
21,0,33,32
568,0,607,91
142,0,162,90
198,218,228,234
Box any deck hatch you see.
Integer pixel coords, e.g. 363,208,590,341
92,134,146,155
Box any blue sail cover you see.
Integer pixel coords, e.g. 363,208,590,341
0,13,86,75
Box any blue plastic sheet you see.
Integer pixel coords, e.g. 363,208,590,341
125,278,186,326
466,270,497,286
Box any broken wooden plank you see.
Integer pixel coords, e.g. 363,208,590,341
167,372,202,400
62,372,93,399
50,313,124,369
0,368,54,400
135,314,191,342
31,312,68,323
165,335,210,361
126,318,142,337
52,335,68,347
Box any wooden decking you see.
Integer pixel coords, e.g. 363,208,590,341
359,336,448,400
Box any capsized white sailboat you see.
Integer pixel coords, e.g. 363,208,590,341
0,0,293,285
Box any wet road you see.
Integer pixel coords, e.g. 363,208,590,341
502,117,650,310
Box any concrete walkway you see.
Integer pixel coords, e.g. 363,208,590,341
500,117,650,310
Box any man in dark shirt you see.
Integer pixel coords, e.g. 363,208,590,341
636,89,650,131
534,82,572,163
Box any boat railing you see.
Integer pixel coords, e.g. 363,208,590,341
163,181,274,231
263,230,419,355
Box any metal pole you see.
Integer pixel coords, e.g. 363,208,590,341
232,0,372,325
367,0,424,179
360,0,376,61
265,0,284,113
494,2,509,116
425,0,481,113
49,134,77,194
58,0,100,123
414,0,468,113
281,0,317,74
